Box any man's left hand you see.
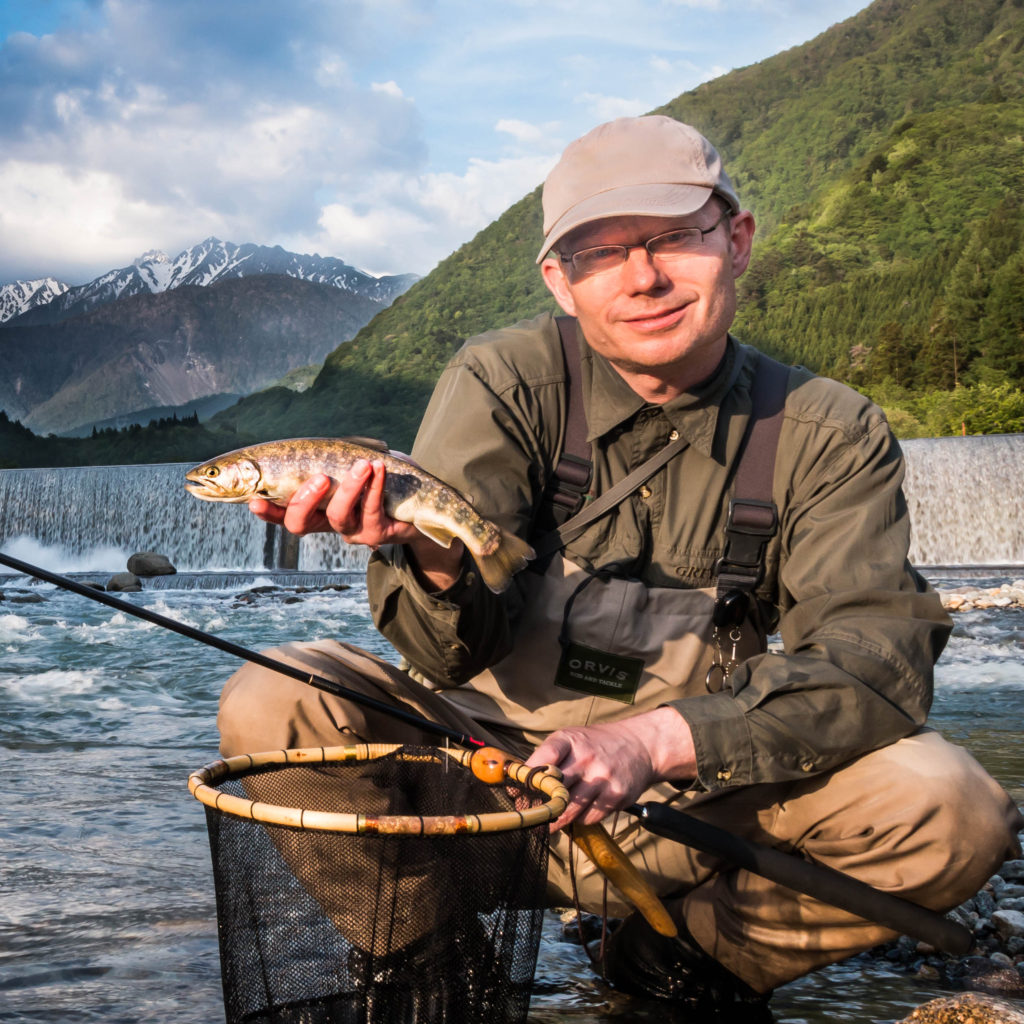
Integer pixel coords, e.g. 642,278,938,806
526,706,697,832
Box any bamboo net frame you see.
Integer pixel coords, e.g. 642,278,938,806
188,743,570,834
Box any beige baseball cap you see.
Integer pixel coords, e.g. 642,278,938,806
537,115,740,263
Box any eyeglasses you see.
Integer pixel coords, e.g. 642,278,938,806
559,209,731,277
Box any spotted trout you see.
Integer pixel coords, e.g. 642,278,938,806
184,437,534,594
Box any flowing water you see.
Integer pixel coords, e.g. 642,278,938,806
1,437,1023,1023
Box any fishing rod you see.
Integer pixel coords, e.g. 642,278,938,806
0,549,972,954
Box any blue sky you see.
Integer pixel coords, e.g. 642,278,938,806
0,0,869,285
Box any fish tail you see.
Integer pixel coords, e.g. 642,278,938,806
474,528,535,594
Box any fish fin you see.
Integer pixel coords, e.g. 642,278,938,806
412,520,457,549
473,528,535,594
340,436,390,453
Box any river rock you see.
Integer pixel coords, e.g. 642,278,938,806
938,585,1024,612
993,910,1024,942
126,552,176,577
107,572,142,592
899,992,1024,1023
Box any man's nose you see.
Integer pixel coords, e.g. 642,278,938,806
621,244,665,291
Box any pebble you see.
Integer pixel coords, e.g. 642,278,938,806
898,991,1024,1022
875,820,1024,999
938,583,1024,612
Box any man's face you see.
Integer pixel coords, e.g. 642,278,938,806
541,199,755,396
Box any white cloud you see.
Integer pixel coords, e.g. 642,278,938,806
0,0,871,283
0,160,227,282
312,151,558,276
371,80,406,99
574,92,651,123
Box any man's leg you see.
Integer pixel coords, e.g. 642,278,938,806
217,638,519,755
549,730,1020,997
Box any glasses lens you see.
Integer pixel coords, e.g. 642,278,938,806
572,245,626,275
647,228,703,259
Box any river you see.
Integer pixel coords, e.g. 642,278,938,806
1,439,1023,1022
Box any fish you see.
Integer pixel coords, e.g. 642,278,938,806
184,437,534,594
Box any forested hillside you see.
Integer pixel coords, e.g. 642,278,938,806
4,0,1022,466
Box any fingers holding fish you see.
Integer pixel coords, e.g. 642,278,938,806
275,473,333,536
324,460,421,550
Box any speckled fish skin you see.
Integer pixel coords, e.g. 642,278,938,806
184,437,534,594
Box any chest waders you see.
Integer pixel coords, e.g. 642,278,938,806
438,317,789,741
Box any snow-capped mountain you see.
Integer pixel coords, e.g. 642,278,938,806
2,239,418,327
0,278,71,324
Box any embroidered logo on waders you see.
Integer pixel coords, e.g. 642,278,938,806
555,641,644,703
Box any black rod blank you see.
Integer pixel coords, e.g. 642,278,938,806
630,800,972,954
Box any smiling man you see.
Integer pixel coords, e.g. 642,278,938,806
221,116,1021,1019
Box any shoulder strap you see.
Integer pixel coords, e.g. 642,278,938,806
542,316,593,524
714,353,789,607
533,430,689,561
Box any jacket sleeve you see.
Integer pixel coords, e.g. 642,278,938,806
669,417,952,791
365,351,547,684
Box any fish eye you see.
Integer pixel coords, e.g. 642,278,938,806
205,467,219,478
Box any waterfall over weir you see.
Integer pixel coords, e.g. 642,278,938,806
0,462,367,574
0,437,1021,573
901,435,1024,567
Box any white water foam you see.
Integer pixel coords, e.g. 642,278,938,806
0,534,132,574
0,666,100,699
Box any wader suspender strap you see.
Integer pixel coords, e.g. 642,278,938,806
542,316,593,525
713,354,789,626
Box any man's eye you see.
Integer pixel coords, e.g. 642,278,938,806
583,246,623,261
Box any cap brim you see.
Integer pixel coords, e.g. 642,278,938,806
535,183,716,263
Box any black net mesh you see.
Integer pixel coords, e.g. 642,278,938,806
203,747,550,1024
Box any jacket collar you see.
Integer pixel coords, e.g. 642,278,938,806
582,333,747,459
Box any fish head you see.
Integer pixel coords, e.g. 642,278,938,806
184,456,262,502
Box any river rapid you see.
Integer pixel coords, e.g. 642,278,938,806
1,553,1022,1023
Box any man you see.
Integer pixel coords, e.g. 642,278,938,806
220,116,1021,1015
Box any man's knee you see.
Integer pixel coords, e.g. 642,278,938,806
217,646,354,756
814,731,1022,910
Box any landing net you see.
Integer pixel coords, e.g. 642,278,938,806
189,744,568,1024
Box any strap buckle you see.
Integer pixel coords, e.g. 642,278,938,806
714,498,778,590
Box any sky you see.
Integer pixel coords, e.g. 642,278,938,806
0,0,869,286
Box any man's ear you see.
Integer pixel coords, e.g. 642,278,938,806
728,210,756,279
541,258,577,316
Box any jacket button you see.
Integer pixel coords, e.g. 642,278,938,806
669,429,679,441
716,768,732,781
800,760,815,773
639,485,652,499
464,572,476,586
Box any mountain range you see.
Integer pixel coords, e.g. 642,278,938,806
0,240,418,434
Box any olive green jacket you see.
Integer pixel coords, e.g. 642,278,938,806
366,313,951,790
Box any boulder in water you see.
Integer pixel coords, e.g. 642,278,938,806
107,572,142,593
127,552,176,577
899,992,1024,1023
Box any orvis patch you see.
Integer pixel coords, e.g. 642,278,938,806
554,641,644,704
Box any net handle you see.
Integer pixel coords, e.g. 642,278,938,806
188,743,570,834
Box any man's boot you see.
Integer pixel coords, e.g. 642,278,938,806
602,911,774,1021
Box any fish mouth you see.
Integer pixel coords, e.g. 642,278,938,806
184,478,247,502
